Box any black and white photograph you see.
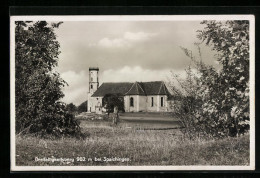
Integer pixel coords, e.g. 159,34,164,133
10,15,255,171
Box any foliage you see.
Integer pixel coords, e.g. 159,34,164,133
102,94,125,115
77,100,88,113
66,103,78,114
172,20,250,138
15,21,81,137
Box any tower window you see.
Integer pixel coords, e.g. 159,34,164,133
161,97,164,107
130,97,134,107
151,97,154,107
90,85,93,89
91,77,93,82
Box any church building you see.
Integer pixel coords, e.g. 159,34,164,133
87,67,172,113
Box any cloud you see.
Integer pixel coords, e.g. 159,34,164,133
60,70,89,106
56,21,219,73
93,31,157,48
100,66,170,83
100,65,189,84
97,38,130,48
124,32,156,41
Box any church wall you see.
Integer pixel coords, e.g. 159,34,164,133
124,95,130,112
124,95,169,112
158,95,168,112
146,95,168,112
146,95,159,112
87,93,91,112
138,96,147,112
88,96,103,113
126,95,138,112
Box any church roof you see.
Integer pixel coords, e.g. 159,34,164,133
137,81,170,95
92,81,171,97
125,82,146,95
91,82,133,97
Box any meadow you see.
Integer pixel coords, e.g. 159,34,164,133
16,114,250,166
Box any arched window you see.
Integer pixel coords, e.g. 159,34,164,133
151,97,154,107
90,84,93,89
91,77,93,82
161,97,164,107
130,97,134,107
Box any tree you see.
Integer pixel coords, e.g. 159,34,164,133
172,20,250,138
197,20,250,136
77,100,88,113
66,103,78,114
102,94,125,116
15,21,81,137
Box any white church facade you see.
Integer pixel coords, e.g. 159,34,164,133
87,67,173,113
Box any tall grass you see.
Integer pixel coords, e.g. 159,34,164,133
16,125,249,166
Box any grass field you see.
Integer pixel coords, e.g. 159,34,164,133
79,118,182,130
119,112,175,119
77,112,182,130
16,119,250,166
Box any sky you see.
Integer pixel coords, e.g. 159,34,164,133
54,21,219,106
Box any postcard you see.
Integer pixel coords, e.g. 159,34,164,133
10,15,255,171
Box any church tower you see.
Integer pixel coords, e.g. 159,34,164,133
87,67,99,113
89,67,99,94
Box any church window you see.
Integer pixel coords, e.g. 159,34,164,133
90,85,93,89
130,97,134,107
91,77,93,82
151,97,154,107
161,97,164,107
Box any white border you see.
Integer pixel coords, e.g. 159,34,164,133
10,15,255,171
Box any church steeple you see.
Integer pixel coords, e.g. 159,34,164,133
89,67,99,94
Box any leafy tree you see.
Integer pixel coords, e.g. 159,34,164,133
15,21,81,137
77,100,88,113
66,103,78,114
102,94,125,116
197,20,250,137
172,20,250,138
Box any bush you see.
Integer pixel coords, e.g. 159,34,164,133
102,94,125,115
171,20,250,138
77,100,88,113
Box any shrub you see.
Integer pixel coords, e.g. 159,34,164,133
102,94,125,115
77,100,88,113
171,20,250,138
